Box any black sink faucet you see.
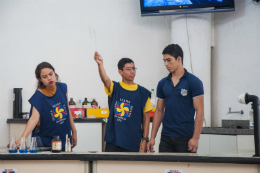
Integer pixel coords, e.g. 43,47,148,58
238,93,260,157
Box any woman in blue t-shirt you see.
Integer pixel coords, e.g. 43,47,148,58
16,62,77,149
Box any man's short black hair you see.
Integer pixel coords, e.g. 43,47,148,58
162,44,183,64
118,58,134,70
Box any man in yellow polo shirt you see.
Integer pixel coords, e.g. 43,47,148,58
94,51,153,152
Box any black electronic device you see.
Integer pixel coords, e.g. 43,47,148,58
140,0,235,16
13,88,23,118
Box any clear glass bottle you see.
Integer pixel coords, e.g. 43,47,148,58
151,89,156,107
9,137,17,153
65,138,71,153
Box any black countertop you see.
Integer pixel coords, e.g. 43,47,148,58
201,127,254,135
7,118,254,135
0,152,260,164
7,118,106,124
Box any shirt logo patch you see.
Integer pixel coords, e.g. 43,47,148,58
52,105,66,121
115,101,131,118
181,89,188,96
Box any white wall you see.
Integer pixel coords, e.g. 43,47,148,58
212,0,260,126
171,14,212,127
0,0,171,148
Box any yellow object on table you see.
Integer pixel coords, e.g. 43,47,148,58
86,108,109,118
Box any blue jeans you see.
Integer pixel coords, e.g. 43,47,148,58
105,143,134,152
159,134,193,153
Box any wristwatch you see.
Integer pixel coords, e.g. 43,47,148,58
142,137,149,142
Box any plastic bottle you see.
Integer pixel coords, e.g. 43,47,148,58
65,138,71,153
82,98,88,108
69,98,76,108
51,136,62,153
91,98,98,108
151,89,156,107
77,96,82,108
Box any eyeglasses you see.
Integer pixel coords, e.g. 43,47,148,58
121,67,137,71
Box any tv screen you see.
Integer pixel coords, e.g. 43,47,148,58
144,0,230,8
140,0,235,16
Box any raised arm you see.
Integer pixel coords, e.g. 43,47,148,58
16,106,40,146
188,96,204,152
94,51,111,90
147,99,165,153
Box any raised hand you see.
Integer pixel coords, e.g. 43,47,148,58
94,51,103,65
94,51,111,89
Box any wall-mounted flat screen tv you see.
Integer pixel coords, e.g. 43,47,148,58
140,0,235,16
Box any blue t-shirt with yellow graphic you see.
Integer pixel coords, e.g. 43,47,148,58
29,82,71,149
104,81,152,152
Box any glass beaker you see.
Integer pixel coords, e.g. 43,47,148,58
9,137,17,153
19,137,28,153
29,137,38,153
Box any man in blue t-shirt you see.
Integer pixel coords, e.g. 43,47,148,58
147,44,204,153
94,51,153,152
